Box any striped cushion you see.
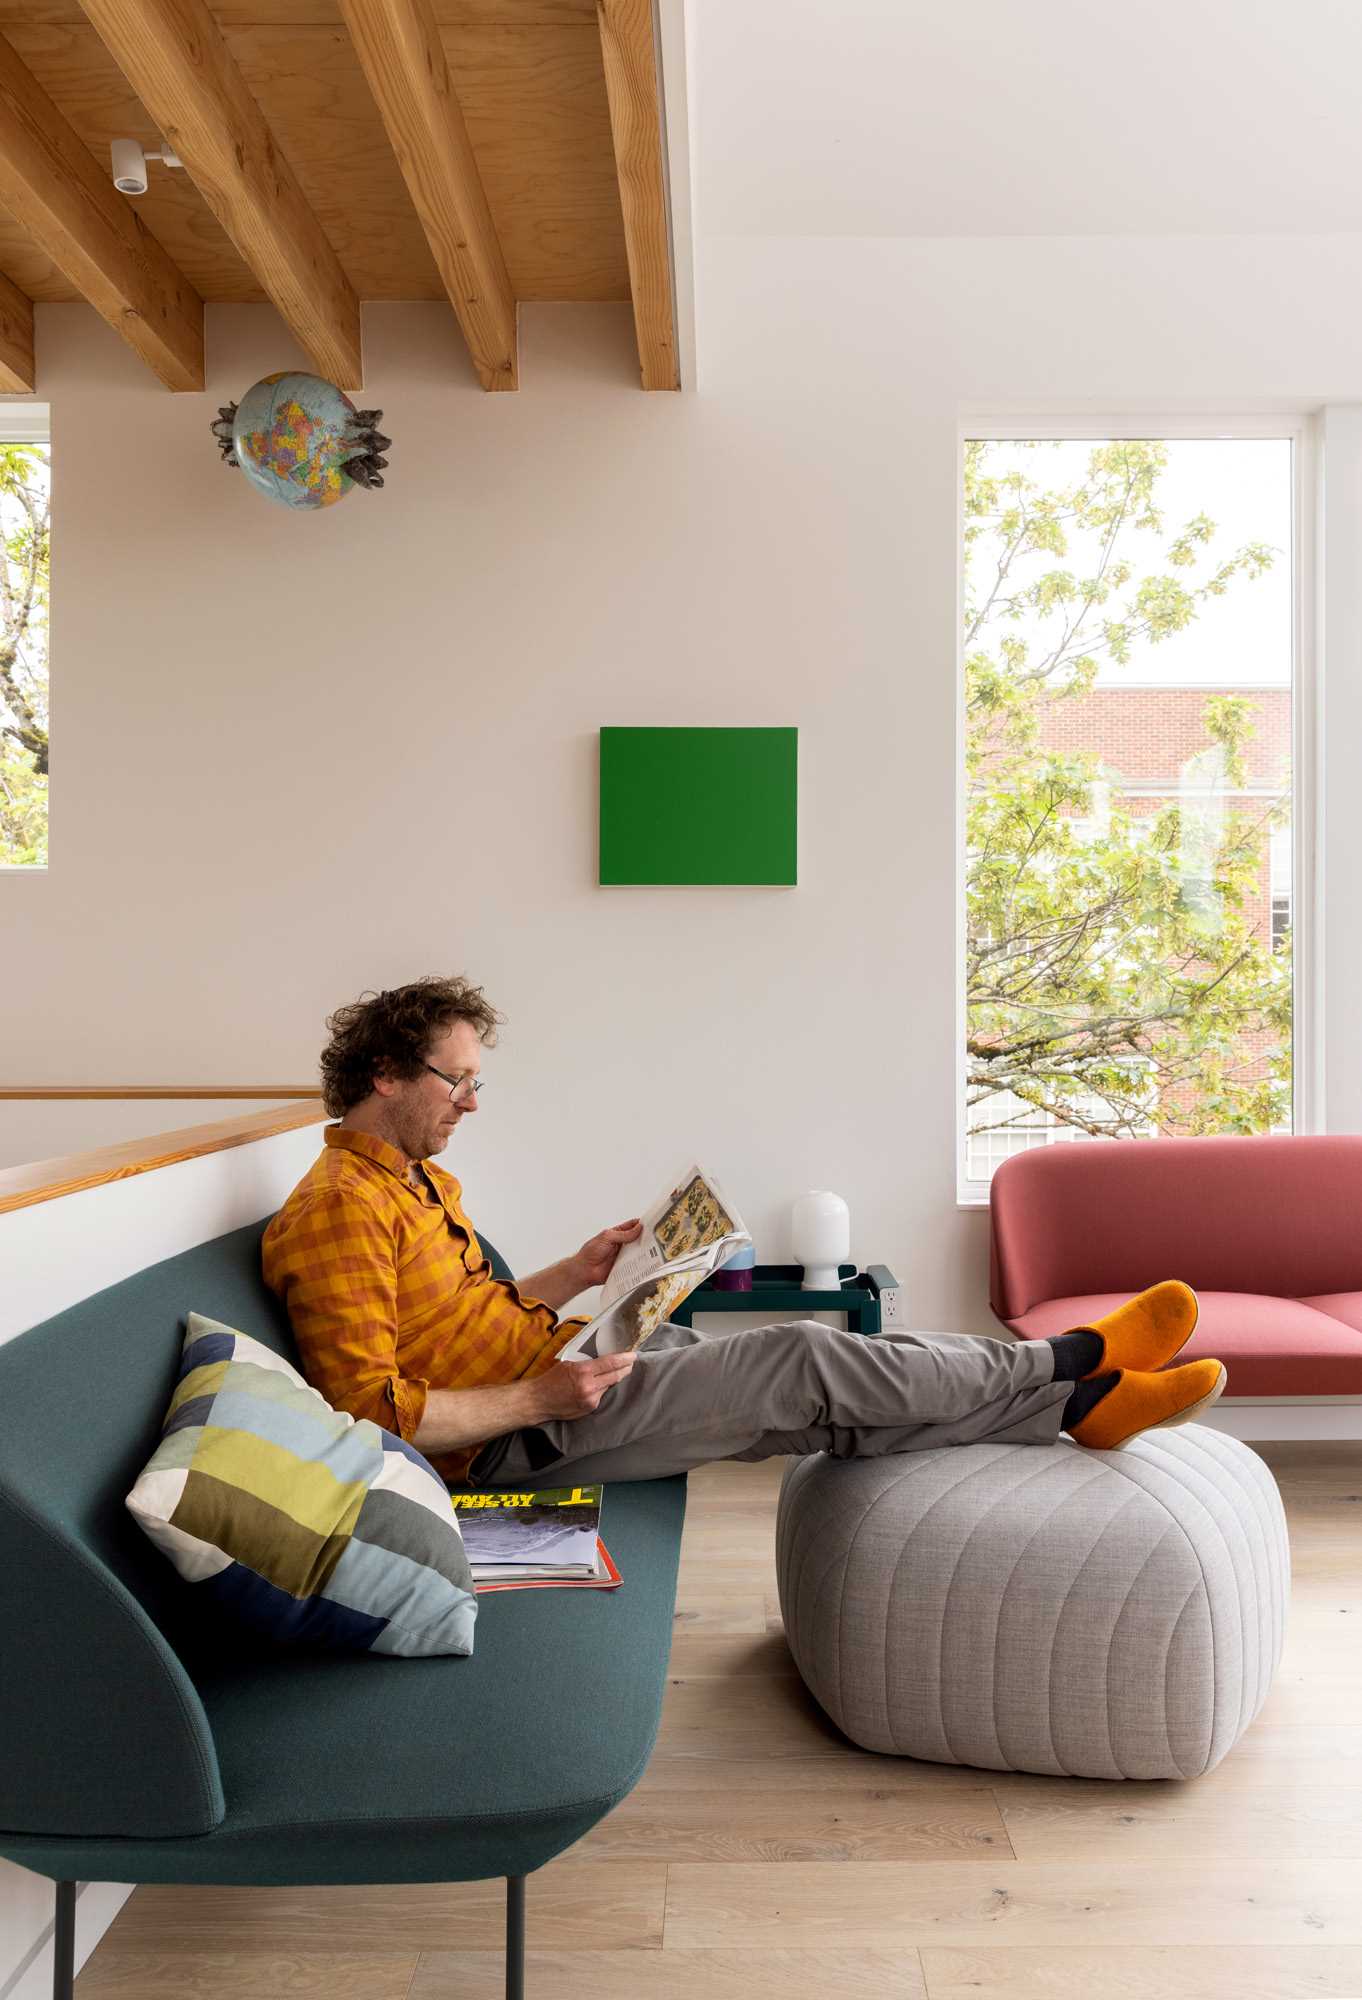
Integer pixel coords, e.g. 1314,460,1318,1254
126,1313,476,1657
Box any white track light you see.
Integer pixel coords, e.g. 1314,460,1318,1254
110,138,183,196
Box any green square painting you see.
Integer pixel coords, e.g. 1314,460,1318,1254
599,727,798,885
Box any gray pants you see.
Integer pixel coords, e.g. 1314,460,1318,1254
466,1318,1071,1488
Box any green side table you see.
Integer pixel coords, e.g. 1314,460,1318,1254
672,1263,901,1337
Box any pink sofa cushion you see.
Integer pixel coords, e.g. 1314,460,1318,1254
990,1134,1362,1320
1300,1293,1362,1336
1009,1290,1362,1398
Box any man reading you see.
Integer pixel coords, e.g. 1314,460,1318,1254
263,976,1227,1489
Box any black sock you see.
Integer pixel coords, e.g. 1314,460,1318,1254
1061,1372,1120,1431
1046,1328,1104,1381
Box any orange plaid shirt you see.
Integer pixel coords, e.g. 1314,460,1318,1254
261,1126,585,1482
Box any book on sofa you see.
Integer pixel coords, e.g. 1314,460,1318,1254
450,1482,621,1592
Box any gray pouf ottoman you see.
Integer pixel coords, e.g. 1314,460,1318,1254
775,1425,1290,1781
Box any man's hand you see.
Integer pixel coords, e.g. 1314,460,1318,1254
535,1350,637,1421
517,1219,644,1311
572,1218,643,1292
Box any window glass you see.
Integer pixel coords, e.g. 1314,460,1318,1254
963,437,1293,1184
0,437,50,869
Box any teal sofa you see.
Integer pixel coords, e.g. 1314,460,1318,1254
0,1219,688,2000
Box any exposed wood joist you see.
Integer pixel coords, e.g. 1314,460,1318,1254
596,0,677,390
339,0,517,390
0,29,202,389
77,0,364,388
0,263,33,389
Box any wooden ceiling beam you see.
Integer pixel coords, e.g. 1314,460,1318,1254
0,29,202,389
77,0,364,388
0,265,34,389
338,0,516,390
596,0,677,390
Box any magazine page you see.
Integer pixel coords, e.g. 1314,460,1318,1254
556,1164,751,1360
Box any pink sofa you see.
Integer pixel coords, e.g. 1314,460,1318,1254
989,1133,1362,1398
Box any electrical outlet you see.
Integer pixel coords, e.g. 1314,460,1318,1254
880,1283,902,1325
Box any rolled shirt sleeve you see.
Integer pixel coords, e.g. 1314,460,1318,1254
263,1186,429,1443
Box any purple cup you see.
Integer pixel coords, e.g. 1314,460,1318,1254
711,1243,756,1292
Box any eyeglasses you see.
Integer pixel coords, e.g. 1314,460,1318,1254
425,1062,482,1104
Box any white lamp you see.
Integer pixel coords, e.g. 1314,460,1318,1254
791,1190,850,1292
110,138,183,196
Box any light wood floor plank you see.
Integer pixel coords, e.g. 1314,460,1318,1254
680,1457,785,1494
662,1859,1362,1949
655,1671,853,1759
665,1630,798,1677
997,1781,1362,1860
667,1590,775,1635
1251,1441,1362,1479
577,1785,1012,1861
677,1522,783,1564
638,1752,1025,1794
411,1946,927,1999
959,1749,1362,1807
1225,1716,1362,1763
110,1866,667,1953
1256,1677,1362,1725
919,1943,1362,1999
75,1951,417,1997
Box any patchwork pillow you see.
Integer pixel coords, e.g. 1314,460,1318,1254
126,1312,476,1657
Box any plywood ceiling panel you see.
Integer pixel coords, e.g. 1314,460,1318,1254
0,9,627,303
0,21,262,299
229,23,627,300
439,27,629,300
220,26,447,301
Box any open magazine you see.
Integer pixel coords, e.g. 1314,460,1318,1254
556,1164,751,1361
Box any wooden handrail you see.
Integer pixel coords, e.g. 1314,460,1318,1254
0,1086,322,1100
0,1102,329,1216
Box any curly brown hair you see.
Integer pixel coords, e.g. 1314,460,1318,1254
319,975,504,1117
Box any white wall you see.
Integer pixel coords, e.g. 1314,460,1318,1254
7,238,1362,1335
0,1122,323,1342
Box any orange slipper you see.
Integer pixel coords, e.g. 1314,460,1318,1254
1070,1279,1199,1378
1068,1358,1228,1452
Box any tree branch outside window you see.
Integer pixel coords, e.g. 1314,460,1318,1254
0,443,50,868
965,439,1291,1164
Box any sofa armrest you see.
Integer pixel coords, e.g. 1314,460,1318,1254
0,1492,224,1840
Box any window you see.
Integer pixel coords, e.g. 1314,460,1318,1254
961,431,1298,1191
964,1069,1156,1183
0,412,50,869
1270,826,1292,955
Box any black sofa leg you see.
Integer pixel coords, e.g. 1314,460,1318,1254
505,1874,525,2000
52,1881,75,2000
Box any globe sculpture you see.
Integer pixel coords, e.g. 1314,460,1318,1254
209,372,391,510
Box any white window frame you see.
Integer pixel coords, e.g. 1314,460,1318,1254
955,412,1319,1206
0,402,50,445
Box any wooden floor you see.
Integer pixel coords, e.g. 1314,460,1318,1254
78,1442,1362,2000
